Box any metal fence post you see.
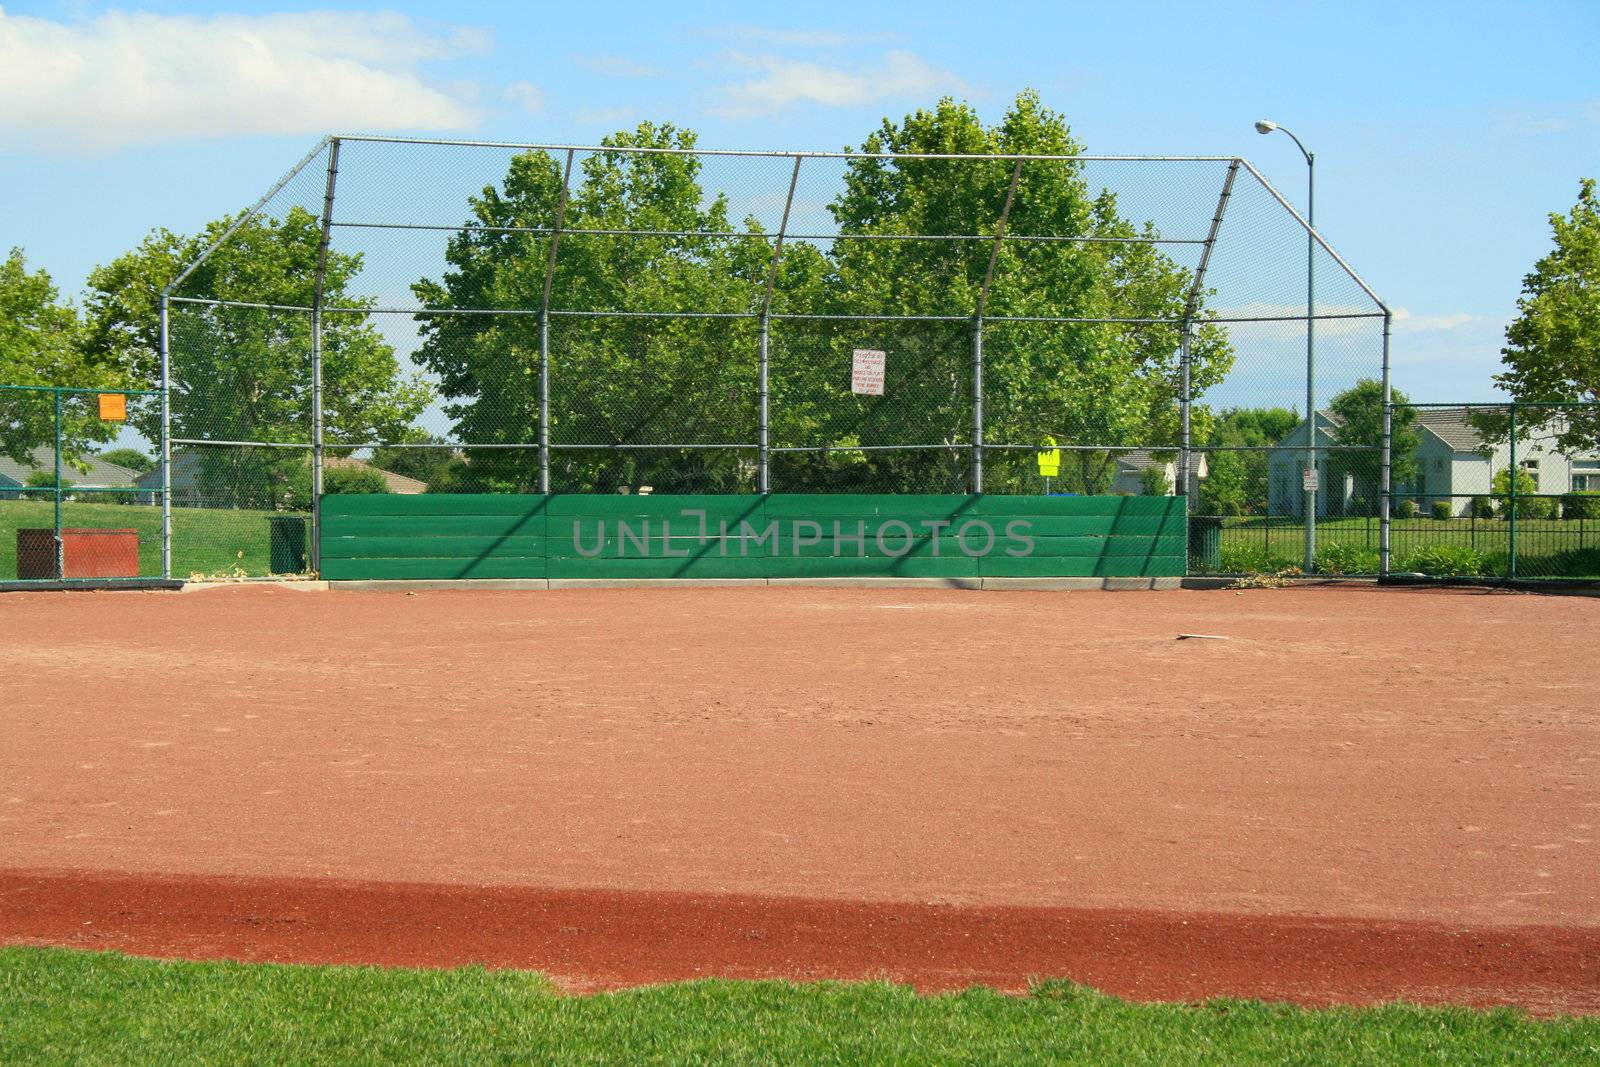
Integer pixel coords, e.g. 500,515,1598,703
539,148,576,495
1178,330,1192,501
1380,310,1392,576
971,318,985,493
159,296,172,579
52,387,63,579
309,138,341,574
1508,402,1518,580
758,155,803,495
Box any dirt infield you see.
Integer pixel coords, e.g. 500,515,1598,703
2,584,1597,1011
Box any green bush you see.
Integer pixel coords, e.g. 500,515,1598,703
322,465,391,495
1468,495,1496,519
1393,498,1417,519
1313,542,1379,575
23,470,56,489
1501,495,1558,520
1396,544,1488,577
1218,542,1297,574
1563,491,1600,519
1430,500,1454,520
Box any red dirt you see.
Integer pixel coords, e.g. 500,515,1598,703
2,584,1597,1013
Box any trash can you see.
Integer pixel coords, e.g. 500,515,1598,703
267,514,308,574
1187,515,1223,573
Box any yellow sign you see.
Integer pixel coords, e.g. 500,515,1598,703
1036,436,1061,478
98,393,127,421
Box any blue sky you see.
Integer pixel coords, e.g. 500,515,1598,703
2,0,1596,403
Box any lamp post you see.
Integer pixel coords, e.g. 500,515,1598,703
1255,119,1317,571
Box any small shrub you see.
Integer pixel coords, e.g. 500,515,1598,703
1218,543,1297,575
23,470,57,489
1430,500,1454,521
1468,495,1495,519
1313,542,1379,575
1562,491,1600,520
1393,498,1417,519
323,464,392,495
1396,544,1487,577
1500,495,1557,520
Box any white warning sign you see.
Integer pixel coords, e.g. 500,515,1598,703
851,348,886,396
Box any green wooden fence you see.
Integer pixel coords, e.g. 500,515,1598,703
319,494,1187,580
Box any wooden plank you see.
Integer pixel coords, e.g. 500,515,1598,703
320,535,549,561
321,513,548,538
320,494,551,516
320,556,547,580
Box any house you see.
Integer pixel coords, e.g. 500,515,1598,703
1111,449,1209,496
1269,407,1600,517
0,446,141,500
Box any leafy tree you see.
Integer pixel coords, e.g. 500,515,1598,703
1137,465,1170,496
413,93,1232,494
1490,178,1600,454
96,447,154,474
1324,379,1420,515
0,249,124,465
816,92,1233,493
1198,449,1249,516
369,437,458,487
83,211,431,507
1492,466,1556,519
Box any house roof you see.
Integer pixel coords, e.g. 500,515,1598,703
0,446,141,488
131,450,427,494
1411,407,1487,452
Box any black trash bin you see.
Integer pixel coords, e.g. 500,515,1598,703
267,514,308,574
1187,515,1223,574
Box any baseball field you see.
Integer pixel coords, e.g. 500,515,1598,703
2,583,1598,1061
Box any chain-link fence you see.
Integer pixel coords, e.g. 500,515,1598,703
156,135,1393,577
0,385,168,584
1384,402,1600,582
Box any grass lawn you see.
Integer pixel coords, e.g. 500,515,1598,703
2,948,1596,1066
0,499,307,580
1214,514,1600,578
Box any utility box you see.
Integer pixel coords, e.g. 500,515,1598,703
16,528,141,579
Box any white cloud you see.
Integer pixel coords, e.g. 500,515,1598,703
0,8,487,151
572,54,658,78
711,25,900,48
505,81,546,115
1391,309,1487,334
713,49,968,118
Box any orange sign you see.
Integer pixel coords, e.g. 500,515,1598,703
98,393,127,421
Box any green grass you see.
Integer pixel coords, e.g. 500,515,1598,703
1213,514,1600,579
0,498,306,580
1,948,1596,1066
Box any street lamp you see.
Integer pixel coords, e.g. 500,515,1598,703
1256,118,1317,571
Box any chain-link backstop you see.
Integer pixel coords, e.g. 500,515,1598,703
155,134,1398,579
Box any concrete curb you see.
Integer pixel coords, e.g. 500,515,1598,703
182,580,329,593
325,577,1191,592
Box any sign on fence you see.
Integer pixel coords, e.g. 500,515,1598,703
851,349,886,396
1302,467,1319,492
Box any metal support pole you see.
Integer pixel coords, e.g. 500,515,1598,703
309,138,340,575
1379,310,1392,576
159,296,172,579
53,388,63,579
1302,153,1318,572
539,309,551,494
971,319,984,493
1178,330,1192,500
758,156,803,495
1509,403,1518,581
539,149,576,495
757,315,771,493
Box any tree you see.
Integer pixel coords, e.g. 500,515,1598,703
1202,407,1302,514
1493,466,1556,519
1324,379,1420,515
412,122,783,493
815,91,1233,493
323,464,391,494
83,211,431,507
1491,178,1600,454
1198,449,1249,516
0,249,125,466
413,93,1232,494
96,447,154,474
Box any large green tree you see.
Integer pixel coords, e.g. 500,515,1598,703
0,248,125,466
84,210,430,506
1325,379,1420,515
412,93,1232,494
1489,177,1600,453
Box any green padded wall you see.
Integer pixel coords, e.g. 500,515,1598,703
319,494,1186,580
